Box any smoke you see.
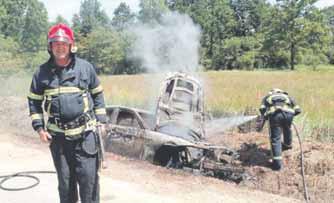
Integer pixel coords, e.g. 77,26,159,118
128,11,202,73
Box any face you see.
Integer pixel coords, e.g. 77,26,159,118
51,41,71,60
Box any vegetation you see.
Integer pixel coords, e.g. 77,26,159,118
1,67,333,140
0,0,333,73
1,0,333,139
99,69,334,140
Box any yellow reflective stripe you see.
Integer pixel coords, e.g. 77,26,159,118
293,105,300,110
260,104,266,109
94,108,106,115
47,120,96,136
83,93,89,113
267,105,295,115
267,94,290,105
44,87,83,96
31,113,43,121
47,123,86,136
273,156,282,160
28,92,44,100
90,85,103,95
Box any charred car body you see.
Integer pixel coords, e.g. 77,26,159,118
105,72,250,182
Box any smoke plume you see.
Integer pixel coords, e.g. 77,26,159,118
129,11,202,73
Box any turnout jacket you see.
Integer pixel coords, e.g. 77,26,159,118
28,56,106,137
259,91,301,118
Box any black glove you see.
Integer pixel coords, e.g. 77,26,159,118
294,109,301,116
255,115,266,132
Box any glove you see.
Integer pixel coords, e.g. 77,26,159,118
255,115,266,132
294,110,301,116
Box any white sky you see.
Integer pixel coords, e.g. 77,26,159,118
39,0,140,22
39,0,334,22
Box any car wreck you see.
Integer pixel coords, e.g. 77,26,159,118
104,72,256,182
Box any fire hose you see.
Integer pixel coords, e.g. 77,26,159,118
261,113,310,202
292,123,310,203
0,126,105,191
0,171,56,191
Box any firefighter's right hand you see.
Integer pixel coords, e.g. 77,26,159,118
38,129,51,143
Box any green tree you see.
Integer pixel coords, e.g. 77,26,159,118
78,27,124,73
52,15,70,26
189,0,236,69
0,0,48,52
229,0,270,36
111,3,135,30
269,0,319,70
138,0,168,24
72,0,110,36
21,0,48,52
322,6,334,64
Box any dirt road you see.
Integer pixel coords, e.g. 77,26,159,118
0,130,300,203
1,96,333,203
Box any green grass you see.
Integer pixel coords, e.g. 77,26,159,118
2,68,333,140
101,70,334,140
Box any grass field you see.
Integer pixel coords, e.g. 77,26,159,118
1,68,333,140
100,70,334,140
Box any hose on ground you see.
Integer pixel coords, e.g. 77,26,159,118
0,171,56,191
292,123,310,203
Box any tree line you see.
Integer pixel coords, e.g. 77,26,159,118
0,0,333,74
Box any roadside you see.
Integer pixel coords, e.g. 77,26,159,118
1,96,333,202
0,130,300,203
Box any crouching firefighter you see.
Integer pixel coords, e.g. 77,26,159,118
259,88,301,171
27,23,107,203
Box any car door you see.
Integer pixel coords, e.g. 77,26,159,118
107,108,145,159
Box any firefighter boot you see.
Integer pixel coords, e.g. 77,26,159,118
282,143,292,151
272,159,282,171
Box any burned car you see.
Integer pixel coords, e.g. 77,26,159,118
155,72,206,138
104,72,255,182
105,105,245,182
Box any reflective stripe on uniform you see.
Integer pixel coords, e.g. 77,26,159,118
264,105,295,116
90,85,103,95
46,119,96,136
94,108,106,115
273,156,282,160
44,87,90,117
294,105,301,110
28,92,44,100
46,96,52,117
31,113,43,121
267,94,290,105
44,87,84,96
83,93,89,113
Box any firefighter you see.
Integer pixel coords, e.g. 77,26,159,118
27,23,106,203
259,88,301,171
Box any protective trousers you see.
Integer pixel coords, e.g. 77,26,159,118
49,131,99,203
268,111,293,170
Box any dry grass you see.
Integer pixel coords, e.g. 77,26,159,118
1,69,333,139
101,70,334,140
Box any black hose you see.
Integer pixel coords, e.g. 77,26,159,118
292,123,310,203
271,111,310,202
0,171,56,191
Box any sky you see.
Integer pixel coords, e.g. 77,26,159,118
39,0,140,22
39,0,334,22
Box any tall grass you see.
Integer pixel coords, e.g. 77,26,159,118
1,69,333,140
101,70,334,140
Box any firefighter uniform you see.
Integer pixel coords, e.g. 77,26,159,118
28,56,106,203
259,88,301,171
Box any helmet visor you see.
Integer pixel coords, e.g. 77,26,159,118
48,36,71,44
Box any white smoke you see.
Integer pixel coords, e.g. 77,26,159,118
128,11,202,73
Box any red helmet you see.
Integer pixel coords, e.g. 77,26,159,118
47,23,77,53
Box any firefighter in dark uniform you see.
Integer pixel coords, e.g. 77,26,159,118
259,88,301,171
27,23,106,203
